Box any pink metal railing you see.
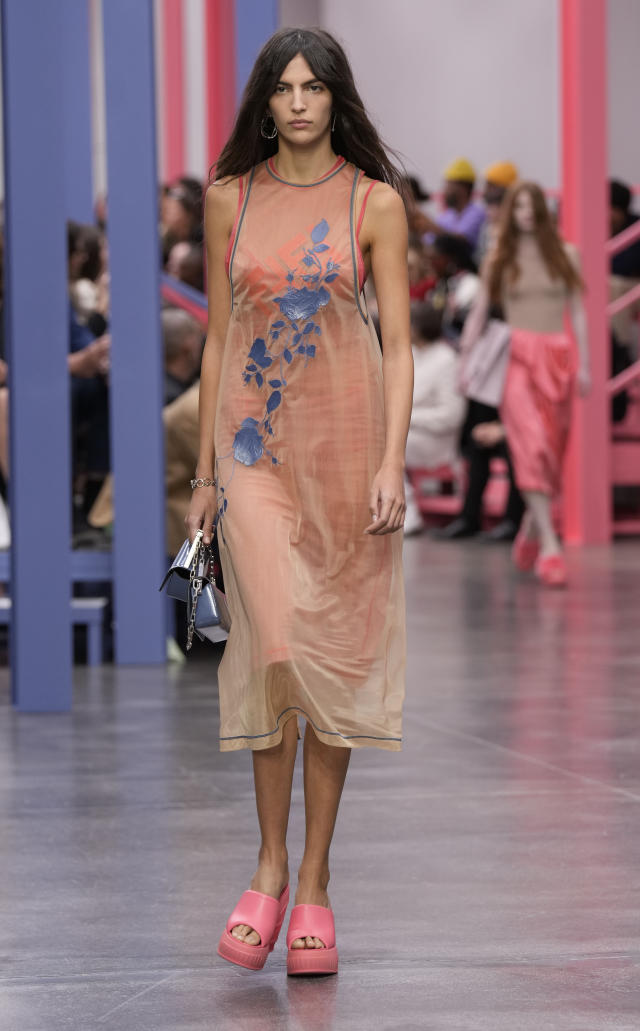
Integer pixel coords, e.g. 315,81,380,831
606,219,640,397
605,216,640,257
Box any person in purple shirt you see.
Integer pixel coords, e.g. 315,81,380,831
422,157,487,258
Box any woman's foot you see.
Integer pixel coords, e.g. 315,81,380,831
290,866,331,950
512,511,540,571
535,552,567,587
230,852,289,946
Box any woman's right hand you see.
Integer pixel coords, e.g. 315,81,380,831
184,485,217,545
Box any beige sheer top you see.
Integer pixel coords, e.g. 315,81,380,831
500,237,577,333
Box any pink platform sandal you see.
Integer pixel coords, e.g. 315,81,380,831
512,530,540,572
535,553,568,588
217,884,289,970
286,904,339,976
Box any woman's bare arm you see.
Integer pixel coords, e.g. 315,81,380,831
360,183,413,535
565,244,591,396
569,291,591,395
184,178,238,544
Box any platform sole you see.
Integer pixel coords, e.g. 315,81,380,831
287,945,338,976
217,931,271,970
217,894,288,971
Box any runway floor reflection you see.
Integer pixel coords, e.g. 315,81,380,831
1,538,639,1029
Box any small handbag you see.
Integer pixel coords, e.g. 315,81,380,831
159,529,231,649
463,319,511,408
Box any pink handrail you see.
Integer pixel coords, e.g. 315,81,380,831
608,359,640,397
607,280,640,319
606,218,640,258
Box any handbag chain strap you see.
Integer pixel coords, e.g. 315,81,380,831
186,538,214,651
187,539,203,651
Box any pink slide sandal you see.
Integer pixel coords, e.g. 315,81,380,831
217,884,289,970
512,531,540,572
286,904,339,976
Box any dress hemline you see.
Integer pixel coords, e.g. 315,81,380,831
219,705,403,752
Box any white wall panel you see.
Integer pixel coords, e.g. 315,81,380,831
608,0,640,187
183,0,207,181
319,0,559,191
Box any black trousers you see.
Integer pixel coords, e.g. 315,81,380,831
459,400,524,529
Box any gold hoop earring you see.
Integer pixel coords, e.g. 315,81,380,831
260,115,278,140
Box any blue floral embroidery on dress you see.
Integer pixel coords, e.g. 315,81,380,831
215,219,340,532
232,418,264,466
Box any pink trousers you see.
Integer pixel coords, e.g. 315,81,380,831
500,328,577,498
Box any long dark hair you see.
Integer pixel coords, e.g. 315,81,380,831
211,28,407,197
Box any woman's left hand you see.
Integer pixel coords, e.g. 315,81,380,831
365,462,406,535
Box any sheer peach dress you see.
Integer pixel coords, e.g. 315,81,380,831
213,156,406,752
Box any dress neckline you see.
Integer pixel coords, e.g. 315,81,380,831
266,155,346,187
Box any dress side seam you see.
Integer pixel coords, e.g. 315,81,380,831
349,168,369,325
224,174,245,277
228,166,255,312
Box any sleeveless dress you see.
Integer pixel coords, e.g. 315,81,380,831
213,156,406,752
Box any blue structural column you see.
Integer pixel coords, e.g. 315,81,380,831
102,0,166,664
61,0,94,223
234,0,279,102
2,0,72,710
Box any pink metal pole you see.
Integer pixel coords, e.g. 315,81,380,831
560,0,610,544
162,0,185,182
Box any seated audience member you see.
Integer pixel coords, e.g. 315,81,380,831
167,241,205,293
477,161,519,261
89,378,200,561
0,300,110,489
67,222,112,522
162,307,204,406
163,381,200,556
429,158,487,257
68,301,111,524
429,234,479,343
404,304,467,535
69,223,110,335
161,177,204,263
434,384,524,540
408,236,436,301
610,179,640,278
403,175,438,239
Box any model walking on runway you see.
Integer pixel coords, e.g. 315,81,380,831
461,183,590,587
185,28,412,975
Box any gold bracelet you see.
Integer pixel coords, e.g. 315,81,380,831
190,477,217,489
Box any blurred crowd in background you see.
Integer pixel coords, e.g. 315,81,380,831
0,150,637,626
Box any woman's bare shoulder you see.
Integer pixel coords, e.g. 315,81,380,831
359,179,406,230
204,176,242,222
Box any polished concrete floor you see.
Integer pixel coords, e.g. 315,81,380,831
1,538,639,1030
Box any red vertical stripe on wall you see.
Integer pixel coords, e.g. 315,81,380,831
205,0,236,174
163,0,185,182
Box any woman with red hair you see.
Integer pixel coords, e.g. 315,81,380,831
460,182,590,586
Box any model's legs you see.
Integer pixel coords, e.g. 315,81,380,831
290,723,352,950
502,449,525,528
523,490,560,557
231,713,298,945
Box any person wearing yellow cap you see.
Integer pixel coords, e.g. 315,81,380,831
434,157,487,256
484,160,519,190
